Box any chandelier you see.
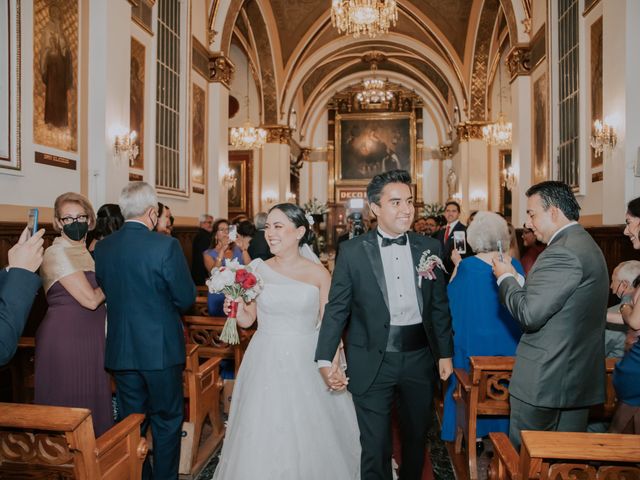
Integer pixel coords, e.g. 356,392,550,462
331,0,398,38
483,64,512,147
356,64,393,105
590,119,617,157
229,65,266,149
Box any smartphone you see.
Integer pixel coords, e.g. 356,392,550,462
453,230,466,254
497,239,504,262
228,224,238,242
27,208,39,238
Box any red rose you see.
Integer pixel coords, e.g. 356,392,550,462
241,273,257,289
235,269,249,284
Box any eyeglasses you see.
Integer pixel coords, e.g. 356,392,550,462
60,215,89,225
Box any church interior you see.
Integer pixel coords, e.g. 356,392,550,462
1,0,640,479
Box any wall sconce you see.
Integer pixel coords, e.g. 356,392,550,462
262,191,277,206
286,191,297,203
590,119,617,158
470,192,487,209
501,167,517,191
114,130,139,166
221,167,236,190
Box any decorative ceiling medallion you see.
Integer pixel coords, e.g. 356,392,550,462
331,0,398,38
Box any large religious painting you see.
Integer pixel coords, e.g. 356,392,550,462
1,0,20,170
335,113,415,184
33,0,78,152
130,37,145,170
532,72,549,184
191,84,206,185
228,150,253,219
590,17,603,174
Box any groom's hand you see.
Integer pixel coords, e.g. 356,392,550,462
438,358,453,381
320,365,348,391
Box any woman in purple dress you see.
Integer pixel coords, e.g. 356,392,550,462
35,193,113,436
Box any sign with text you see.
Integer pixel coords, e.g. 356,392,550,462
337,188,367,203
35,151,77,170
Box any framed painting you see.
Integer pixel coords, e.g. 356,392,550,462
335,112,416,185
33,0,78,153
590,17,603,173
532,72,549,184
499,150,513,221
130,37,145,170
228,150,253,219
191,83,206,185
0,0,21,171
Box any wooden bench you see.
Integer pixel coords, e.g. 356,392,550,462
0,404,147,479
181,344,225,478
488,430,640,480
453,356,620,480
183,315,255,377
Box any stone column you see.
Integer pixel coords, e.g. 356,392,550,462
207,52,234,218
455,123,488,217
259,126,292,211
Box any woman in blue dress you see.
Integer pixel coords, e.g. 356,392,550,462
203,219,245,316
441,211,523,443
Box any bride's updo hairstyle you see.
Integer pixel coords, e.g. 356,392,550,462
269,203,314,246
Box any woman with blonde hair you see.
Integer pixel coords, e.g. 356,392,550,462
34,192,113,435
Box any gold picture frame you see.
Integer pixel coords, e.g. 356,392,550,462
334,112,416,186
228,150,253,219
0,0,21,171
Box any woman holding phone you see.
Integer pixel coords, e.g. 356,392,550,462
441,211,523,449
34,192,113,436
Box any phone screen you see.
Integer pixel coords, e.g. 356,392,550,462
453,231,466,254
27,208,39,238
228,225,238,242
497,240,504,262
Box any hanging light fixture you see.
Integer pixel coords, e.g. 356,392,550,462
483,62,512,147
229,64,266,149
331,0,398,38
356,63,393,106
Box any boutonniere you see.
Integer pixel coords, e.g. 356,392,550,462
416,250,447,287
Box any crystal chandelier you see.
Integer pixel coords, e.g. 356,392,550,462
483,64,512,147
229,65,266,149
356,64,393,105
331,0,398,38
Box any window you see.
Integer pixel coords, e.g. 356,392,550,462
155,0,181,190
557,0,579,188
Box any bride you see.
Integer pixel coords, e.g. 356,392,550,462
212,203,360,479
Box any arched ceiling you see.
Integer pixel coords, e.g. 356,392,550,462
214,0,528,142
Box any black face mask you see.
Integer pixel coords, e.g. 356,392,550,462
150,210,158,231
63,221,89,241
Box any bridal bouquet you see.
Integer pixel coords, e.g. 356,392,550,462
206,259,264,344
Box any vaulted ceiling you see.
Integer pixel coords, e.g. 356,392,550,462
215,0,530,141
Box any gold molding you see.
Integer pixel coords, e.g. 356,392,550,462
456,122,487,142
262,125,292,144
439,144,453,159
506,44,532,82
208,52,235,88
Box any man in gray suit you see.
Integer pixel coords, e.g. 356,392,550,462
492,181,608,449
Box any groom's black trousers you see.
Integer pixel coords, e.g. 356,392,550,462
351,347,436,480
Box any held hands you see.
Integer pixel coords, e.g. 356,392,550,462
319,364,349,392
491,252,516,278
8,227,45,272
439,357,453,381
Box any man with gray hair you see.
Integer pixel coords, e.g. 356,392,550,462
191,213,213,285
606,260,640,357
248,211,273,261
95,181,196,479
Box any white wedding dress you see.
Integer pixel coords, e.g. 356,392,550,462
212,258,361,480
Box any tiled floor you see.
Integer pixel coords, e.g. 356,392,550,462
195,417,455,480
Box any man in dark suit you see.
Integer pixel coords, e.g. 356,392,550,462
492,181,609,449
95,182,196,480
316,170,453,480
0,227,44,365
247,212,273,261
191,213,213,285
436,200,469,279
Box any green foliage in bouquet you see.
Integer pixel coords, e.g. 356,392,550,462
419,202,445,218
302,197,329,215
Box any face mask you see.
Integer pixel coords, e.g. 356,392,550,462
63,221,89,241
149,210,158,231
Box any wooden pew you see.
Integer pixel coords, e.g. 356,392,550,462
181,344,225,478
0,404,147,479
488,430,640,480
183,315,255,377
453,356,620,480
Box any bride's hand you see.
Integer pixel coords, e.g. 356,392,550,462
223,296,248,316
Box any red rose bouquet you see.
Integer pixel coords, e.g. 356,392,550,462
206,259,264,344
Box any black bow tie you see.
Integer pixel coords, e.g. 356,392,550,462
378,231,407,247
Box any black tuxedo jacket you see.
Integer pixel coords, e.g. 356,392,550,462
436,221,470,276
0,267,41,365
315,230,453,395
248,230,273,261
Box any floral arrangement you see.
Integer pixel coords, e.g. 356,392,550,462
419,202,445,218
302,197,329,215
416,250,447,286
206,259,264,344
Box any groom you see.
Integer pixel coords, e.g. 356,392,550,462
316,169,453,480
